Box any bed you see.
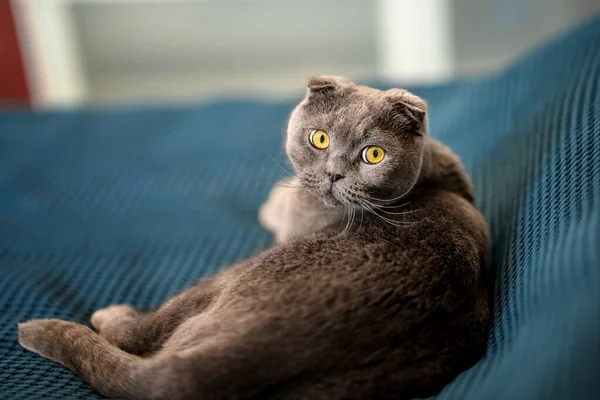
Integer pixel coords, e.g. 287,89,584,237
1,15,599,400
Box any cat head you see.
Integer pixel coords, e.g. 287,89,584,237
286,76,428,207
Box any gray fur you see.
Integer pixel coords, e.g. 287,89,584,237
19,76,491,400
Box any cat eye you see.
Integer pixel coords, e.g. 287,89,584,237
309,130,329,150
361,146,385,164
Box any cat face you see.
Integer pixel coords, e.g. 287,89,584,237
286,76,428,208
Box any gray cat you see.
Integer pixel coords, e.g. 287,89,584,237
18,76,491,400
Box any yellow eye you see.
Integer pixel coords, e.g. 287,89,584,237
362,146,385,164
310,130,329,149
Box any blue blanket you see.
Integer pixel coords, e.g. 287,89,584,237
1,16,599,400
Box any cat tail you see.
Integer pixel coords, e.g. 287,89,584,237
18,319,171,400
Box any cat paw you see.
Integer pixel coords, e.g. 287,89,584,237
18,319,73,361
91,304,137,332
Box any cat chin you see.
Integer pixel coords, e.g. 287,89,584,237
304,183,350,208
310,189,344,207
317,193,342,207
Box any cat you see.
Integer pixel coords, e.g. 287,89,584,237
18,76,491,400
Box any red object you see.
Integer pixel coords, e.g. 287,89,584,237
0,0,30,106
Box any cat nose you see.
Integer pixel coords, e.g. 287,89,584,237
328,173,344,183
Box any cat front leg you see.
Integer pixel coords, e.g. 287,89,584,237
259,177,335,243
259,177,300,243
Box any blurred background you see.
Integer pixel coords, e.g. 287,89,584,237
2,0,599,109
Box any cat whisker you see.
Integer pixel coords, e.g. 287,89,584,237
335,205,357,238
266,151,301,179
335,206,349,237
356,208,364,235
347,207,354,235
356,194,411,210
361,177,420,204
358,200,415,228
368,201,412,210
341,207,352,237
355,197,411,209
273,182,304,189
378,208,421,216
362,199,421,216
252,182,285,187
345,189,411,210
348,207,356,236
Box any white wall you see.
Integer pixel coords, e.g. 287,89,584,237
453,0,600,75
19,0,600,105
72,0,378,102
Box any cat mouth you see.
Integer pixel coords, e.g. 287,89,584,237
319,185,347,206
321,191,341,206
302,179,345,206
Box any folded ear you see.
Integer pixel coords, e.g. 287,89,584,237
306,76,356,96
384,88,428,133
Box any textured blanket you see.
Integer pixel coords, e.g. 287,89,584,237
1,16,599,400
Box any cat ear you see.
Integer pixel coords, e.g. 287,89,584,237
384,89,428,133
306,76,355,96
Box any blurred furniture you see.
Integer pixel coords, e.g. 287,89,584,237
1,15,599,399
11,0,600,107
0,0,29,106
